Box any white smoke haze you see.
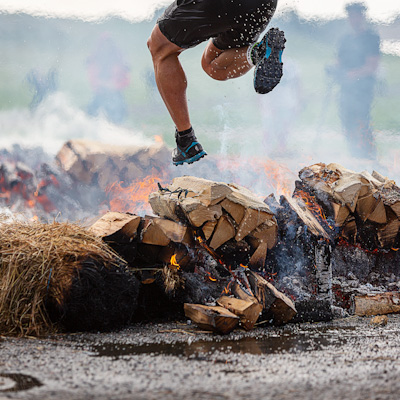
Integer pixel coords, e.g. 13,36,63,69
0,93,153,155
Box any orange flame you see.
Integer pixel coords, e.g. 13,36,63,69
206,271,217,282
222,281,232,295
170,254,180,270
294,189,335,230
106,171,167,214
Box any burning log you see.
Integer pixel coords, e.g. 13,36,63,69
217,295,262,330
246,270,297,325
298,163,400,250
280,194,331,240
149,176,278,268
352,292,400,316
183,303,239,334
56,139,170,190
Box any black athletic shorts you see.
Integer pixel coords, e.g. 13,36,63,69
157,0,278,50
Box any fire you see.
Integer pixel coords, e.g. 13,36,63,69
294,189,335,231
169,254,180,270
206,271,217,282
222,281,232,295
215,156,295,197
0,165,58,213
106,171,167,215
261,160,294,196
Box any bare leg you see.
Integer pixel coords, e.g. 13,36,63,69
201,40,253,81
147,25,191,132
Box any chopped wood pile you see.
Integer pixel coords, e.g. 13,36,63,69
298,163,400,250
56,139,170,191
149,176,278,268
87,176,297,334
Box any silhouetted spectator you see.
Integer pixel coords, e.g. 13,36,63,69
26,67,58,110
327,2,380,159
86,33,130,124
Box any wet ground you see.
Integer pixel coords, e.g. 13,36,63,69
1,315,400,400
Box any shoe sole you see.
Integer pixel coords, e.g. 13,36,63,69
254,28,286,94
173,150,207,166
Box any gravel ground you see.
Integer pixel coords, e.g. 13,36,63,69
1,315,400,400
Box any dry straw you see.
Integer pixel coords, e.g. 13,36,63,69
0,215,125,337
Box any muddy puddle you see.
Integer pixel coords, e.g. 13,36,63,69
87,326,360,359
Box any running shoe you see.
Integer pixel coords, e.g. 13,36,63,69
172,128,207,166
252,28,286,94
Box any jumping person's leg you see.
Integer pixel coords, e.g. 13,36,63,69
201,41,253,81
147,25,191,132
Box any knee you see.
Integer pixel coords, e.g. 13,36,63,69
201,58,228,81
147,25,179,63
147,29,161,60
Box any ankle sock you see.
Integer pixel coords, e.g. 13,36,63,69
246,43,258,66
176,127,194,147
177,127,193,136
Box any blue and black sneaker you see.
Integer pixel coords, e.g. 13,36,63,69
172,128,207,166
252,28,286,94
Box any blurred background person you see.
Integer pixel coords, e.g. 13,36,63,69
26,67,58,111
327,2,381,159
86,32,130,124
259,57,302,158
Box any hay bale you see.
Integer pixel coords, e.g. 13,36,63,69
0,216,139,336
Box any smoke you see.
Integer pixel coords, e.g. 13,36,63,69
0,93,153,155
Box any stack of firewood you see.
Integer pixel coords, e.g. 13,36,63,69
149,176,278,268
88,176,298,333
56,139,170,190
298,163,400,249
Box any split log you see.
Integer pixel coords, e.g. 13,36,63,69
356,193,379,222
353,292,400,316
235,208,271,241
246,270,297,325
231,281,256,302
332,202,350,226
248,242,268,268
187,204,223,227
377,219,400,248
141,217,191,246
202,221,217,241
209,215,236,249
56,139,169,189
367,199,387,224
183,303,239,334
220,198,245,224
282,195,330,239
217,296,262,330
89,212,141,240
331,176,361,212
